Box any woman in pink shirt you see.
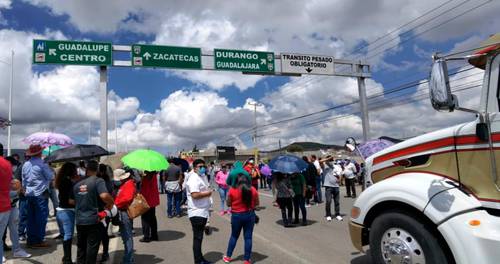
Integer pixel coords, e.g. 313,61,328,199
215,165,230,215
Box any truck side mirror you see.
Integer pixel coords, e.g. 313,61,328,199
429,59,457,112
476,123,489,142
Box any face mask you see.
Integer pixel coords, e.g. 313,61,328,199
199,167,206,175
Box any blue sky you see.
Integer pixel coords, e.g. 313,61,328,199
0,0,498,151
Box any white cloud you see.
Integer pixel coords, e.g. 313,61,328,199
0,0,11,9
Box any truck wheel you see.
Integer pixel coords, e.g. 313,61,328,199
369,211,449,264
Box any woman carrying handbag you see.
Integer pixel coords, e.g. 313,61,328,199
113,169,137,264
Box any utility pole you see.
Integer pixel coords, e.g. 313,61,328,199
0,51,14,156
7,51,13,156
248,101,262,162
114,107,118,152
357,64,370,142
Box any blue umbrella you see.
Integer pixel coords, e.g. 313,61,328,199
268,154,308,174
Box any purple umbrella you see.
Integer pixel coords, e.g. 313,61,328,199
356,139,395,160
23,132,73,147
260,165,272,176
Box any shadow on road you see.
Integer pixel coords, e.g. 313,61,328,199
204,251,223,262
156,230,186,241
274,219,318,227
112,250,164,264
234,252,269,263
350,249,372,264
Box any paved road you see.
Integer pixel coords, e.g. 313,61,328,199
6,186,372,264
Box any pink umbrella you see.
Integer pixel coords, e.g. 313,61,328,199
23,132,73,147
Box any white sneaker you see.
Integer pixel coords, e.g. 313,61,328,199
13,249,32,258
336,215,344,221
3,256,6,263
305,204,311,208
326,216,332,222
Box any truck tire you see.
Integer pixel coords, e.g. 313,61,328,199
369,211,450,264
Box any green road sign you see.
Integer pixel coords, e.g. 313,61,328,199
33,39,112,66
214,49,274,73
131,44,202,69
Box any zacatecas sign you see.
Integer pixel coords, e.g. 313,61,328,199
281,53,334,75
214,49,274,73
33,39,112,66
131,44,202,69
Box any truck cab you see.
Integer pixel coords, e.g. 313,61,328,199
349,34,500,264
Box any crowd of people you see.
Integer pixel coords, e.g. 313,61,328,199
0,141,364,264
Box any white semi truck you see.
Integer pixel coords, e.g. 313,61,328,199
349,34,500,264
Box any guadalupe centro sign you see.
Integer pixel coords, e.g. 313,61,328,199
33,39,112,66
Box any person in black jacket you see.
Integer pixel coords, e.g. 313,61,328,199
302,156,317,207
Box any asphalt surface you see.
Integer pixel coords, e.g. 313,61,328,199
5,186,372,264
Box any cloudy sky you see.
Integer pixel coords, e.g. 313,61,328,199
0,0,498,153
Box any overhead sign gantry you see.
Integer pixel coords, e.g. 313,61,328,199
32,39,371,149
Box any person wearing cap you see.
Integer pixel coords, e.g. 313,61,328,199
21,144,54,248
73,160,114,264
113,168,136,264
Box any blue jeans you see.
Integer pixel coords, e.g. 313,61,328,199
26,195,49,245
0,210,10,261
315,178,323,203
226,211,255,261
119,210,134,264
18,196,28,237
56,209,75,241
8,207,22,252
218,187,228,212
166,191,182,217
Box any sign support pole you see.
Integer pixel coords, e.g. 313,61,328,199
7,50,13,156
357,64,370,142
99,66,108,150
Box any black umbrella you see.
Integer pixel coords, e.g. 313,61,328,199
171,157,189,172
45,144,112,163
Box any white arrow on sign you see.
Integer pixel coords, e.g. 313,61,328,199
143,52,152,60
49,49,57,56
260,58,266,65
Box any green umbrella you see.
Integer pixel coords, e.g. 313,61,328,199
42,145,62,156
121,149,169,172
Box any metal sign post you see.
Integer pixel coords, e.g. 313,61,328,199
99,66,108,150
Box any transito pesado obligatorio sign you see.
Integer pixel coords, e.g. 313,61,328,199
33,39,112,66
131,44,202,69
214,49,274,73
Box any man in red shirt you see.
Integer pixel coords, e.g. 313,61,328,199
0,150,13,262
